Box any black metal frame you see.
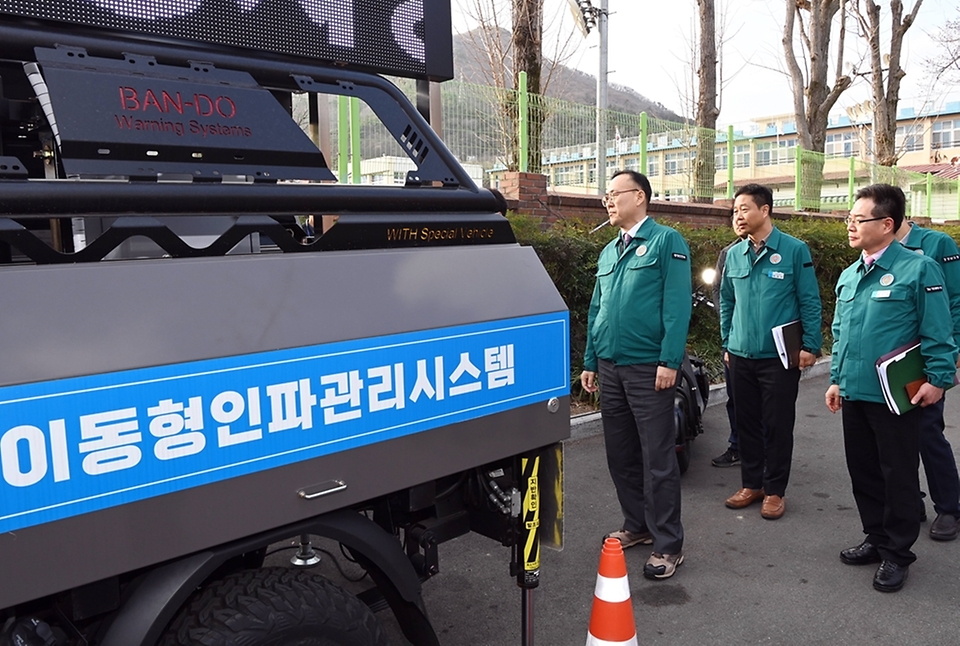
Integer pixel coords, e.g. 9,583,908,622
0,21,474,189
0,20,510,264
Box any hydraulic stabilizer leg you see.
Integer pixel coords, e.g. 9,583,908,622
518,452,541,646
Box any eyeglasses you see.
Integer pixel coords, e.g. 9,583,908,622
844,215,889,227
601,188,640,206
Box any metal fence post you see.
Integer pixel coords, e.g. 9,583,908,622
350,97,361,184
518,70,529,173
794,145,802,211
848,155,855,209
727,124,734,199
927,172,933,218
337,95,349,183
639,111,647,176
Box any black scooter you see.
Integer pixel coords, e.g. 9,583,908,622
673,269,715,474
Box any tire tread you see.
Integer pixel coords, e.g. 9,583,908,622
159,567,389,646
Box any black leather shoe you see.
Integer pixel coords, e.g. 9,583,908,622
840,541,881,565
929,513,960,541
873,560,908,592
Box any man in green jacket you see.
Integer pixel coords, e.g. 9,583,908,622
894,218,960,540
581,170,692,580
720,184,822,520
826,183,957,593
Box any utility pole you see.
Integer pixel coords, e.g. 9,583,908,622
596,0,608,195
567,0,608,195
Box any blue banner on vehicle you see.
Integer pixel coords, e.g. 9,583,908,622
0,312,569,533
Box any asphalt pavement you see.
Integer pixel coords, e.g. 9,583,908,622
396,370,960,645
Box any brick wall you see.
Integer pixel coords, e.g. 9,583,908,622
498,171,849,230
497,172,553,224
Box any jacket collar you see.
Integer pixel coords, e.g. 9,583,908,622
633,215,656,240
870,238,904,271
738,226,781,256
899,222,924,249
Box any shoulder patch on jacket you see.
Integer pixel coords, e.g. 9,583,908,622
672,253,688,261
942,254,960,263
803,261,813,268
926,285,944,292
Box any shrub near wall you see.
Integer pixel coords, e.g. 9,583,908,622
508,214,617,389
510,213,866,401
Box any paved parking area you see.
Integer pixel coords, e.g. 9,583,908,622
409,372,960,645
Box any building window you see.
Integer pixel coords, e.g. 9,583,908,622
734,144,751,169
757,138,798,165
932,120,960,149
664,151,691,175
824,132,859,158
647,156,660,177
715,147,728,171
716,144,752,169
573,165,584,186
896,124,924,152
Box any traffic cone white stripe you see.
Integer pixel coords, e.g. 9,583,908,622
593,573,631,603
585,635,640,646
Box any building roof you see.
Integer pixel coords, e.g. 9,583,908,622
900,163,960,180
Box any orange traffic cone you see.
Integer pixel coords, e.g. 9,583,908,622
586,537,638,646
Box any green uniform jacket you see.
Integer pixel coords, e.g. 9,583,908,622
583,217,692,371
900,222,960,341
830,240,958,403
719,227,823,359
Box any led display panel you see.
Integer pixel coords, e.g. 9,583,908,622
0,0,453,80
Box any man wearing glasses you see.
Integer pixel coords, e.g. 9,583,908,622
826,183,957,593
580,170,691,580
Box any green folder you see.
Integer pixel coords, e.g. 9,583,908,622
875,340,958,415
875,340,923,415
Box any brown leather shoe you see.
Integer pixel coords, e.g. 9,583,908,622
761,494,785,519
725,487,765,509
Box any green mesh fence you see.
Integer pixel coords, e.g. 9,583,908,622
537,94,604,190
441,81,517,172
308,78,960,219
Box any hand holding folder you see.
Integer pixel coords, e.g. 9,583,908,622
876,340,958,415
771,320,803,369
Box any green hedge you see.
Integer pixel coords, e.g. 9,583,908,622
509,214,880,399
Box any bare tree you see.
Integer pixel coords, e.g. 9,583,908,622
782,0,853,209
926,6,960,83
457,0,578,172
693,0,720,203
513,0,544,172
459,1,518,170
851,0,924,166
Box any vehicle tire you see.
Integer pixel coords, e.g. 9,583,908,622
674,395,691,475
159,567,389,646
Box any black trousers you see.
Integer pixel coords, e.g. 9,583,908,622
728,354,800,497
598,360,683,554
918,396,960,518
842,399,922,566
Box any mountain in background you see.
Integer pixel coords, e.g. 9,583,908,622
451,28,684,122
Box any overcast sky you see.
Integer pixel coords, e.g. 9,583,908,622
451,0,958,126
